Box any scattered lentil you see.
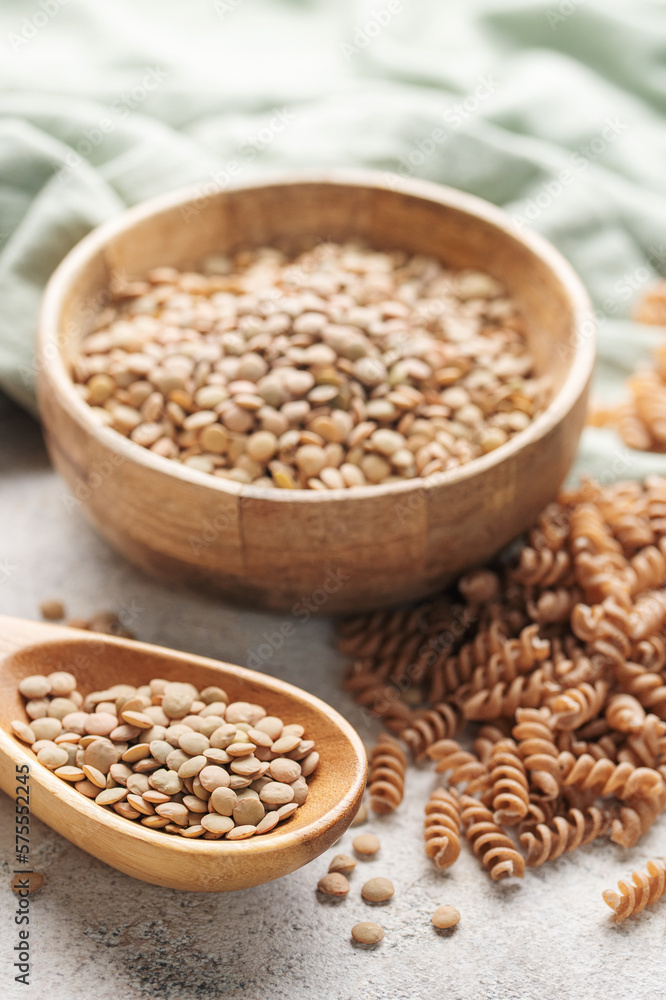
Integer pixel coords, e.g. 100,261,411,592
317,873,351,896
361,877,394,902
39,600,65,621
328,853,357,875
431,905,461,929
353,833,381,857
351,921,385,945
11,873,45,895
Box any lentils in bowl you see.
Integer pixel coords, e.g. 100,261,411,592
71,242,550,490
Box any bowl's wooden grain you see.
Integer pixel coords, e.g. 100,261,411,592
37,170,594,613
0,616,366,891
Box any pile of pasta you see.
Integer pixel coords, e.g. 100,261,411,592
591,280,666,451
340,476,666,919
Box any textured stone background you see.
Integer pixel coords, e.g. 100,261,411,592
1,398,664,1000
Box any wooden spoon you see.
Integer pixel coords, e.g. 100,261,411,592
0,615,366,892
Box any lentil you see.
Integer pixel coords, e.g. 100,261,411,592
351,921,385,945
353,833,381,857
39,599,65,620
317,873,350,896
226,824,256,840
11,873,45,895
36,744,69,769
30,718,62,741
24,698,49,720
47,671,77,696
259,781,295,807
201,813,234,835
11,721,35,744
268,758,301,783
361,877,394,902
431,905,461,929
329,854,357,875
18,675,51,699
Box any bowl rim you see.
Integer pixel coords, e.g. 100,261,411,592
38,168,595,504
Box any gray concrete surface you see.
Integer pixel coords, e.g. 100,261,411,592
1,397,664,1000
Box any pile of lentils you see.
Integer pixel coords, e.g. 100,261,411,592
12,673,318,840
71,243,550,489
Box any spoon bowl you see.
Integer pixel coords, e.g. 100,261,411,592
0,616,366,892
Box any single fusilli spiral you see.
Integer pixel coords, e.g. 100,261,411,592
645,475,666,536
558,752,636,798
338,606,430,659
527,587,579,624
596,483,654,552
633,635,666,671
460,795,525,880
512,707,560,799
427,738,488,794
614,661,666,719
461,668,561,721
511,546,572,587
487,738,529,826
464,624,551,696
532,502,571,552
344,665,414,731
605,693,646,733
548,680,609,731
629,371,666,450
613,400,653,452
610,791,666,848
602,858,666,922
427,620,508,702
368,733,407,814
617,714,666,769
424,787,461,869
628,542,666,595
628,590,666,641
574,551,631,605
520,806,610,866
474,723,511,764
400,703,461,759
570,503,621,557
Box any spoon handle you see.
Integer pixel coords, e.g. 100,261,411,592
0,615,71,656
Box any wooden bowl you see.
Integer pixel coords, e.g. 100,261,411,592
37,170,594,614
0,616,366,891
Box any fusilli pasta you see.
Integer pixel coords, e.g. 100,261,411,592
603,857,666,921
368,733,407,814
338,476,666,902
460,795,525,880
424,787,461,869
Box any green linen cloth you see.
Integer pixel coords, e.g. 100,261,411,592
2,0,666,480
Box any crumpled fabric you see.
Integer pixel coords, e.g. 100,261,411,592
1,0,666,479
